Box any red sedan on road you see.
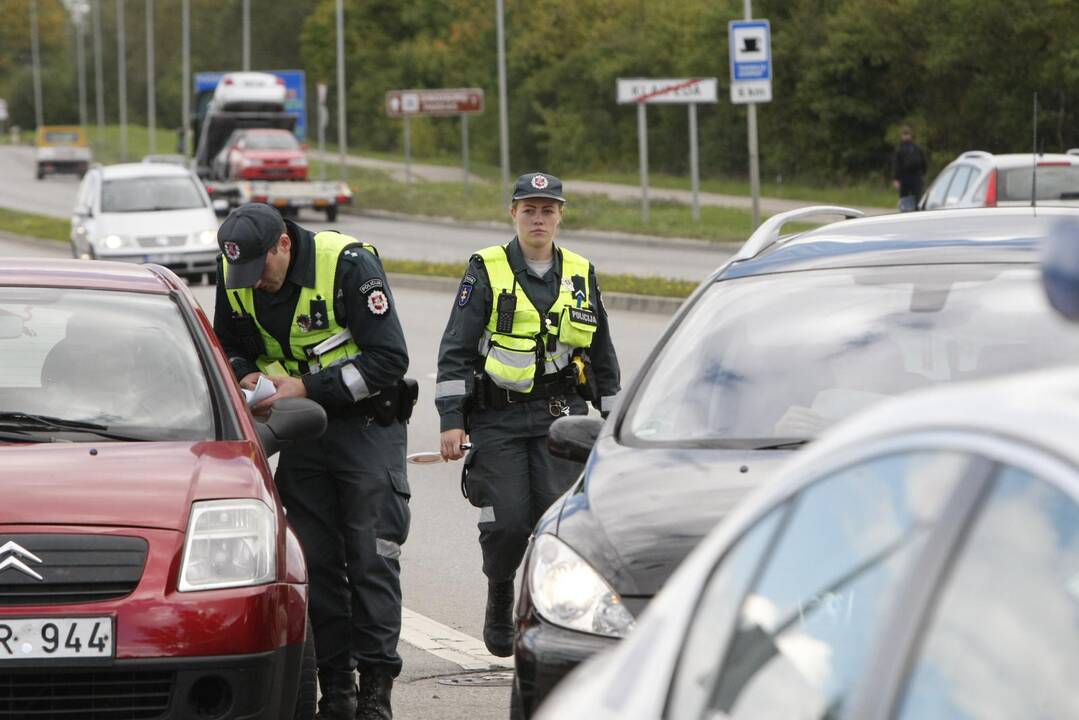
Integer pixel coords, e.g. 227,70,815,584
213,129,309,182
0,259,325,718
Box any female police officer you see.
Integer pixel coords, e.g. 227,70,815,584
434,172,620,656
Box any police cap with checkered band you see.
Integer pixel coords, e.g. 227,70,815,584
511,172,565,203
217,203,287,288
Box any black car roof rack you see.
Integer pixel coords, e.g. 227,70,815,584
732,205,865,261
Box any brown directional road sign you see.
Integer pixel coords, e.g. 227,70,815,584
385,88,485,117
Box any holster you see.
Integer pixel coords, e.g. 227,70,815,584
367,377,419,426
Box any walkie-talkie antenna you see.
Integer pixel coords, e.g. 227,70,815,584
1032,92,1038,212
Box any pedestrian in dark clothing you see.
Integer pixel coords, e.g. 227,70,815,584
893,125,929,211
434,173,621,657
212,203,412,720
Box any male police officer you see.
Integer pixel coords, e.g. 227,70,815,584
435,173,620,656
213,203,410,720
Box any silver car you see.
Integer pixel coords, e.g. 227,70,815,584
70,163,220,284
922,150,1079,210
539,361,1079,720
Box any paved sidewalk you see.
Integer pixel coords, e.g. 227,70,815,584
310,150,895,216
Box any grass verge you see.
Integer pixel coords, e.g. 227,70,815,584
0,207,69,243
0,207,698,298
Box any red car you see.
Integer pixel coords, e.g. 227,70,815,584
0,259,325,718
213,129,309,182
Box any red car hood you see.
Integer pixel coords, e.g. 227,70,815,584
0,441,269,531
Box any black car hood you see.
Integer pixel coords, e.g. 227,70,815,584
553,434,791,600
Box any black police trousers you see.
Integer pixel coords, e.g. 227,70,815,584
276,413,410,676
463,394,587,582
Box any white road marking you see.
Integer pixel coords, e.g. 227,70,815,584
400,607,513,671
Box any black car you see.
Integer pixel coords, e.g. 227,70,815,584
511,205,1079,717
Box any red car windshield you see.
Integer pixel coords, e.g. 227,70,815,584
240,132,299,151
0,287,215,441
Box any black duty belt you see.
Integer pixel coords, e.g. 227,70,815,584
487,377,576,409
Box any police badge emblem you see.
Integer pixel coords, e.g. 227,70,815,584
224,241,241,261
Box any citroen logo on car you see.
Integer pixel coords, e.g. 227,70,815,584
0,541,44,581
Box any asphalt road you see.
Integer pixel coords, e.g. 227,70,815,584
0,145,731,282
0,230,674,719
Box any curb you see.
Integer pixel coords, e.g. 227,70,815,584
387,272,684,316
0,230,685,316
344,207,739,253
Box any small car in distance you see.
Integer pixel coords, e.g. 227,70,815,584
34,125,92,180
921,150,1079,210
212,71,287,112
212,128,309,182
70,162,220,284
0,259,326,718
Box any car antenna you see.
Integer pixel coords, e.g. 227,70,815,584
1032,91,1038,213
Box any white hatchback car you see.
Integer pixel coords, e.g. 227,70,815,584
921,150,1079,210
70,163,220,283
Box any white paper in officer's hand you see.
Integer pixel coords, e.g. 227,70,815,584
241,374,275,407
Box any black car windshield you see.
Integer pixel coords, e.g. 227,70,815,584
0,288,214,441
241,132,299,150
625,264,1079,445
101,176,206,212
1000,166,1079,201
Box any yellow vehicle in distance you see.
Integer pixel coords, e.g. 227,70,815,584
35,125,92,180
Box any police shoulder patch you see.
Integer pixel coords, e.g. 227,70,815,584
457,282,474,307
358,277,384,294
367,289,390,315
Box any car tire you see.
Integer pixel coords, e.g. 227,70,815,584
325,206,338,222
292,615,317,720
36,167,44,180
510,677,525,720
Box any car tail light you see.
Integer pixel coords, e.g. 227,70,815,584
252,195,268,203
276,76,285,86
335,194,350,204
223,77,234,86
985,169,997,207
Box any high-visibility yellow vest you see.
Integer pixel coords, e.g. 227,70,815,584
223,231,375,376
477,244,598,393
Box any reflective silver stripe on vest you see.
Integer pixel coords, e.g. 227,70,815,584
311,328,353,357
376,538,401,559
436,380,467,399
479,506,496,524
601,394,618,412
340,363,371,401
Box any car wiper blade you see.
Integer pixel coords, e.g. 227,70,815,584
0,412,148,441
0,412,109,431
751,439,812,450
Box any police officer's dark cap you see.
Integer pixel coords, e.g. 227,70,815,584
217,203,286,289
512,172,565,203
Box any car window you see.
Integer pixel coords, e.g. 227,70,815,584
923,167,956,209
943,166,974,206
0,287,215,441
243,133,299,150
624,265,1079,446
665,506,786,720
999,165,1079,202
706,451,969,720
969,173,989,204
101,175,207,212
897,465,1079,720
43,130,81,145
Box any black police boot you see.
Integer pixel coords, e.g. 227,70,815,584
355,667,394,720
483,579,515,657
317,669,357,720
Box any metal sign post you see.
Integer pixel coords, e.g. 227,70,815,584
729,11,773,230
385,88,485,190
317,82,328,181
617,77,718,223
